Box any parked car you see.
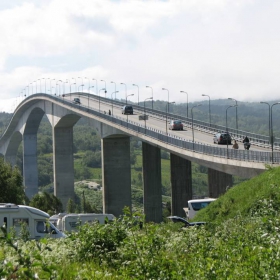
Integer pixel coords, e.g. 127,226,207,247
213,132,232,144
169,120,183,130
122,105,133,115
167,216,206,227
73,98,81,104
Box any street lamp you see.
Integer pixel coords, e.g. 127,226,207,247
111,91,118,115
132,84,139,105
144,97,153,131
99,88,105,112
78,84,84,92
100,80,107,97
226,105,237,158
166,101,175,134
92,79,98,96
228,98,238,134
202,94,211,127
191,104,202,151
146,86,153,109
126,93,134,105
271,102,280,163
260,102,271,145
162,88,170,112
88,86,94,108
120,82,127,101
72,78,77,91
180,91,189,118
111,81,117,99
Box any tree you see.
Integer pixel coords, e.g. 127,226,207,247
0,158,26,204
67,198,76,213
29,192,63,215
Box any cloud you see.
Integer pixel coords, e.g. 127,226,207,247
0,0,279,111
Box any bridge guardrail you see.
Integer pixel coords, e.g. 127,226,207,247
7,93,280,164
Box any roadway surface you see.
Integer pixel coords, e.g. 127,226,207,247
66,93,268,153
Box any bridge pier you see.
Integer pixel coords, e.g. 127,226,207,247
208,168,233,198
53,126,75,210
23,133,38,199
142,142,162,223
170,154,192,217
102,136,132,217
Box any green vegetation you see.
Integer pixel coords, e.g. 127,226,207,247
2,167,280,278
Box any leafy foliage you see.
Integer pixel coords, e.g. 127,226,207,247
29,192,63,215
0,158,26,204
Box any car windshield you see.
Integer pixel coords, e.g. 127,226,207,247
174,121,182,124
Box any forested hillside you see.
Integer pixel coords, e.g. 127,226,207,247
1,98,277,211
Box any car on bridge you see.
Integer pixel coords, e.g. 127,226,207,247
122,105,133,115
169,120,183,130
213,132,232,145
73,98,81,104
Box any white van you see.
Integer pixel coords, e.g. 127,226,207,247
0,203,66,239
57,213,115,232
184,198,216,220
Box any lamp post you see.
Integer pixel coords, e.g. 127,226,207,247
92,79,98,96
166,101,175,134
70,83,76,100
78,84,84,92
100,80,107,97
132,84,139,105
144,97,153,131
111,81,116,99
99,88,105,112
146,86,153,109
38,79,41,93
111,91,118,115
126,93,134,105
50,79,55,95
162,88,170,112
88,86,94,108
120,82,127,101
260,102,271,145
63,79,68,95
226,105,237,158
271,102,280,163
72,78,77,91
78,77,83,90
191,104,202,151
228,98,238,134
84,77,89,92
202,94,211,127
180,91,189,118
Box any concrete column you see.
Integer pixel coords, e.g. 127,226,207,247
23,134,38,198
142,142,162,223
170,154,192,217
208,168,233,198
102,136,131,217
53,127,75,210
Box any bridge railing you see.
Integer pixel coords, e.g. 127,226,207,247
67,94,280,164
10,93,280,164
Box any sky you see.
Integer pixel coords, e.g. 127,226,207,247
1,0,280,112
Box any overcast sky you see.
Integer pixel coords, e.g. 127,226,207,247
1,0,280,112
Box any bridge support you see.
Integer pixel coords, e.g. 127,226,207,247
208,168,233,198
23,134,38,198
170,154,192,217
142,142,162,223
102,136,132,217
53,127,75,210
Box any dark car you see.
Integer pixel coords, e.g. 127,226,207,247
167,216,206,227
73,98,81,104
169,120,183,130
122,105,133,115
213,132,232,145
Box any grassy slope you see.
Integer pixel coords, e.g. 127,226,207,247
194,165,280,223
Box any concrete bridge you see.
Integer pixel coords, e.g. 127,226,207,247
0,93,279,222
